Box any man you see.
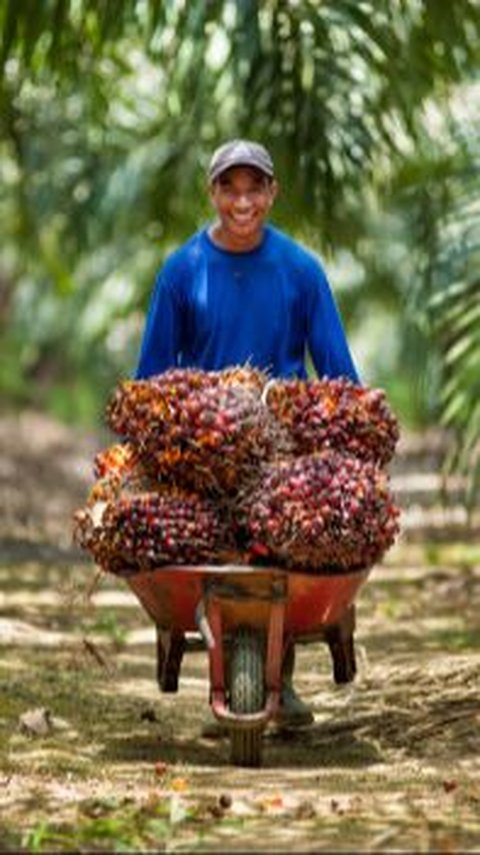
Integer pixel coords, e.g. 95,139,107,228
136,139,359,730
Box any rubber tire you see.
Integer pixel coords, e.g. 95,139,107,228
229,627,265,767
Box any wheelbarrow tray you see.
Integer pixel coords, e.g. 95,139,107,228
127,563,370,641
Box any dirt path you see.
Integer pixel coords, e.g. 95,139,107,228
1,411,480,852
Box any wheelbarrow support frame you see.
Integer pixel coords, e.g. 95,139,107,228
204,573,287,729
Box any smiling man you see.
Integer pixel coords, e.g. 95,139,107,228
136,139,359,383
135,139,359,732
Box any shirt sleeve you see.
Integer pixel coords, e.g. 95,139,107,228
306,261,360,384
134,270,183,379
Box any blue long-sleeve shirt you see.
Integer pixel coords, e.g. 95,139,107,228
135,224,359,382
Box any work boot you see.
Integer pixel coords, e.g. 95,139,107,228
275,643,314,729
276,684,314,728
200,710,228,739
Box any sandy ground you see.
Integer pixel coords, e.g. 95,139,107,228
1,410,480,852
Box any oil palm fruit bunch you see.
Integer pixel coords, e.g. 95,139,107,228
264,376,399,466
73,449,161,567
106,366,267,438
105,368,288,493
73,485,232,575
104,368,214,466
243,451,400,571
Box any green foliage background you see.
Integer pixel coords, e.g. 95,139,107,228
1,0,479,493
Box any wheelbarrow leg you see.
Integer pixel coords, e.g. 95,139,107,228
324,604,357,685
156,627,185,693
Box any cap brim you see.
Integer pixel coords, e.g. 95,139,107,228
209,158,274,181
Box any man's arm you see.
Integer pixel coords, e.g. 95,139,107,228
135,271,182,379
306,262,360,383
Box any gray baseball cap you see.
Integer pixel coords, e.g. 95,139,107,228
208,139,274,182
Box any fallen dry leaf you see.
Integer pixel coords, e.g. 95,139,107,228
19,707,53,737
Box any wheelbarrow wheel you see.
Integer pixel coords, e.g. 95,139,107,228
229,627,265,768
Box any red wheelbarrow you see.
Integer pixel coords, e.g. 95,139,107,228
127,563,370,767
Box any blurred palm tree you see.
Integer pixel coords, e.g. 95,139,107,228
388,100,480,504
1,0,479,495
3,1,479,233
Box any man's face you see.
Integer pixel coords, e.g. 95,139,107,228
209,166,278,251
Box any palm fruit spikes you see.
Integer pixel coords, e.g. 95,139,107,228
93,441,141,479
